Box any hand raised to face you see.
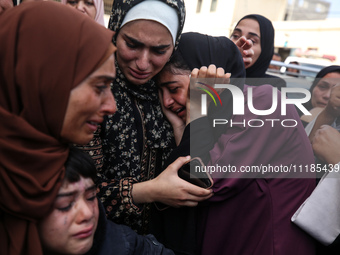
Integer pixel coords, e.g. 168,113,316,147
324,83,340,119
233,36,254,69
312,125,340,165
187,64,231,124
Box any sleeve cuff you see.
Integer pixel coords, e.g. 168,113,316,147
119,177,143,213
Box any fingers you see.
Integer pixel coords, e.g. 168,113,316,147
169,156,213,197
205,65,217,78
176,193,213,207
315,125,338,137
216,67,225,78
235,36,253,50
243,57,253,68
186,184,213,198
217,68,231,79
235,36,247,48
177,201,198,207
169,156,191,172
241,38,253,51
312,125,340,164
197,66,208,78
243,48,254,58
172,186,213,207
191,68,199,78
234,37,254,68
331,85,340,100
190,65,229,79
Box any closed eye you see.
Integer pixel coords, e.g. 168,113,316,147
169,87,179,93
58,202,74,212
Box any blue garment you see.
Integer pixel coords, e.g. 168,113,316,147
86,202,175,255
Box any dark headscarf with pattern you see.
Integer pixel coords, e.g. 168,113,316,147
104,0,185,165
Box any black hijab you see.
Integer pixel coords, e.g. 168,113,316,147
151,32,246,255
302,65,340,112
178,32,246,79
237,14,274,78
178,32,245,131
235,14,286,89
309,65,340,94
175,32,245,162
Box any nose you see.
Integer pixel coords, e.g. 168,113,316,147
323,89,331,100
76,1,85,12
162,90,174,108
101,90,117,115
135,50,150,71
76,198,95,224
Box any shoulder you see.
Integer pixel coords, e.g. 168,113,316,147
96,221,130,254
263,74,287,89
102,221,174,255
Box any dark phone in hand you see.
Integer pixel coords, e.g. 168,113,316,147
178,157,213,189
154,157,213,211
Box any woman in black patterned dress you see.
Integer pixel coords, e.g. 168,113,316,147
83,0,213,235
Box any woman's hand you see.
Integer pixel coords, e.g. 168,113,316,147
309,84,340,142
132,156,213,207
324,84,340,120
234,36,254,69
190,64,231,80
187,65,231,123
312,125,340,165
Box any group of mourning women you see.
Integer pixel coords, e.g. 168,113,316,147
0,0,336,255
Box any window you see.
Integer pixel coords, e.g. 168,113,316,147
210,0,217,12
196,0,202,13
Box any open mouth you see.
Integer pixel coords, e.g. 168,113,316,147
86,121,99,132
175,107,185,114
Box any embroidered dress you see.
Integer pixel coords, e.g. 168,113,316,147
97,62,175,234
79,0,185,235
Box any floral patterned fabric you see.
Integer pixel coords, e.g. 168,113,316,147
97,62,175,234
89,0,186,234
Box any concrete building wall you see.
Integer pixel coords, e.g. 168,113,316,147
231,0,287,25
183,0,340,63
286,0,330,21
273,19,340,63
183,0,237,36
183,0,287,36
